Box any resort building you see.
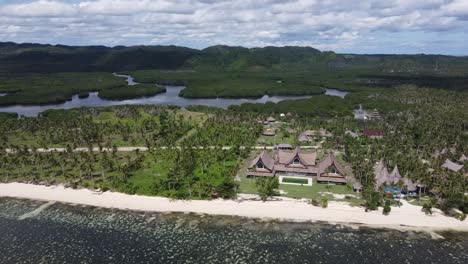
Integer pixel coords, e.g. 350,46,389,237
441,159,464,172
275,147,318,178
298,129,333,143
353,104,370,120
317,153,347,184
248,150,276,177
373,160,417,192
369,109,382,120
247,147,347,186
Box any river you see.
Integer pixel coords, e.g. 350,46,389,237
0,198,466,264
0,74,347,117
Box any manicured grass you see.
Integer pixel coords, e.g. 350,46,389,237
238,173,359,201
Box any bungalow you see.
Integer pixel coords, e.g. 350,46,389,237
441,159,464,172
247,147,349,186
317,153,347,184
298,129,333,143
262,128,276,136
267,116,276,123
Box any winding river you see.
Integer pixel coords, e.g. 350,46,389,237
0,74,348,117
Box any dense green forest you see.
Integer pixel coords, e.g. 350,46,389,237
0,42,467,105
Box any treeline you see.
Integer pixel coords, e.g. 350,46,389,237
343,87,468,213
0,105,261,199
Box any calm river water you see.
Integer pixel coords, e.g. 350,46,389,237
0,74,347,117
0,198,467,264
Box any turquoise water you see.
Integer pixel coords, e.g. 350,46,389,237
1,198,466,264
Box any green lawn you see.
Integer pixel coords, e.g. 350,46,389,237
238,174,360,202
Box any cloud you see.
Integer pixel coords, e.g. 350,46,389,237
0,0,466,54
0,0,77,17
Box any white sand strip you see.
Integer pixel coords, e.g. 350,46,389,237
1,183,467,231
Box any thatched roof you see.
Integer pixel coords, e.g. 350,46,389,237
275,143,292,150
318,152,346,176
249,150,275,171
277,147,316,166
388,166,402,184
460,154,468,162
262,129,276,136
374,160,389,188
441,159,464,172
402,178,417,192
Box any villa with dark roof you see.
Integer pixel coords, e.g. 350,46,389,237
247,147,347,185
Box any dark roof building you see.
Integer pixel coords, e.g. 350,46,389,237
247,147,351,185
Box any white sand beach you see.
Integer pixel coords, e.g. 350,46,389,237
1,182,467,232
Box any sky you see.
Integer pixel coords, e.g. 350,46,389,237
0,0,467,55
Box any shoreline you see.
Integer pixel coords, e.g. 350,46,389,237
1,182,467,232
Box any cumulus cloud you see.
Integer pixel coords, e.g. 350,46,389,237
0,0,466,54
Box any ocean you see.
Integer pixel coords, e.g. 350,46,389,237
0,198,467,264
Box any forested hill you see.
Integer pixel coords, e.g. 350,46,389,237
1,41,468,76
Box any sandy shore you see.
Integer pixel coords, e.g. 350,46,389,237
1,183,467,232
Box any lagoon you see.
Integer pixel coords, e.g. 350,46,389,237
0,74,347,117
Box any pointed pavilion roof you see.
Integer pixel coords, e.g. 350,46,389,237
249,150,275,171
460,154,468,162
277,147,316,166
389,165,402,184
318,152,346,176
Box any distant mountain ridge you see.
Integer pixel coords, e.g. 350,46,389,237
0,41,467,75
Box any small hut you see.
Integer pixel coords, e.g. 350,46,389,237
262,128,276,136
353,182,363,192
